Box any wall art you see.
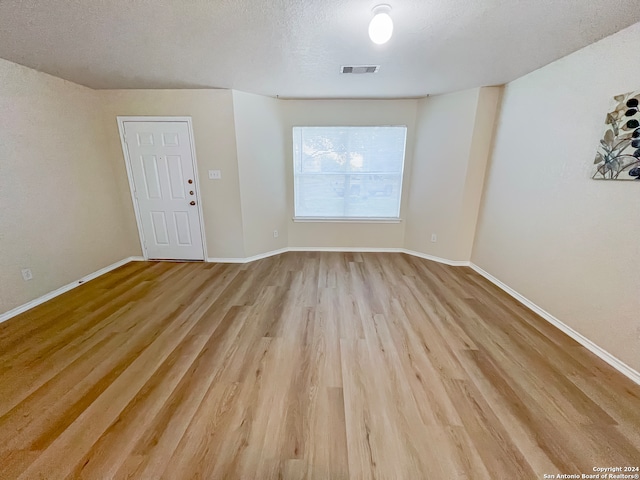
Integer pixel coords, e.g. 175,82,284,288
593,91,640,180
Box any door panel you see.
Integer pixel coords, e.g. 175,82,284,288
162,132,180,146
151,211,170,245
174,212,193,245
137,132,154,146
167,155,186,199
141,155,162,198
124,121,204,260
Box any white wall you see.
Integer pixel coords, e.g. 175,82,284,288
281,99,418,248
100,89,246,259
473,22,640,371
233,91,288,257
404,87,501,261
0,58,135,313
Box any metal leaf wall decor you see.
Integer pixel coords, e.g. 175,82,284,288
592,90,640,180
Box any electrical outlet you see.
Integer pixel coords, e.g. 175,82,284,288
431,233,437,243
208,170,221,180
273,230,279,238
21,268,33,281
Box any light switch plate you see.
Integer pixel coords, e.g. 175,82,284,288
208,170,222,180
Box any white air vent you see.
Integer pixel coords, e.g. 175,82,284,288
340,65,380,74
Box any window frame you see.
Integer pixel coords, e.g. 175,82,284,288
292,125,408,222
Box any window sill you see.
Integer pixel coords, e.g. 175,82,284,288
293,217,402,224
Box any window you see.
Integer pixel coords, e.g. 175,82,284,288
293,126,407,220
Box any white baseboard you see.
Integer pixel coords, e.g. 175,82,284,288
0,256,144,324
208,248,289,264
210,246,469,267
206,258,251,264
469,263,640,386
286,247,470,267
208,246,468,264
288,246,404,253
209,247,406,264
402,249,471,267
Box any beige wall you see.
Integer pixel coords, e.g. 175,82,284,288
457,87,502,260
233,91,288,257
0,58,134,313
100,89,246,259
404,88,501,261
281,99,418,248
473,23,640,371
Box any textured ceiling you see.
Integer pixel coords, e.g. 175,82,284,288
0,0,638,98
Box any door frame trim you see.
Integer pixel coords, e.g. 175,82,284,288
117,116,208,261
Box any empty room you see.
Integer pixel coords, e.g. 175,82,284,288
1,1,640,478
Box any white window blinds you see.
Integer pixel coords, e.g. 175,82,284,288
293,126,407,219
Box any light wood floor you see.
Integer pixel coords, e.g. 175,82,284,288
0,252,639,479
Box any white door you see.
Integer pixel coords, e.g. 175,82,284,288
122,120,205,260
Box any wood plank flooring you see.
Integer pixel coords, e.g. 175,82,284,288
0,252,638,479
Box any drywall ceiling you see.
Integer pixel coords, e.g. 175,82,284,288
0,0,638,98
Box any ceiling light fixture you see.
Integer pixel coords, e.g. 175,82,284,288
368,4,393,45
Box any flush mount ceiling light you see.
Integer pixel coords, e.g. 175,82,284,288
368,4,393,45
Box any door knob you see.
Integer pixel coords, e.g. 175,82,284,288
190,201,196,206
188,179,193,184
189,190,194,195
